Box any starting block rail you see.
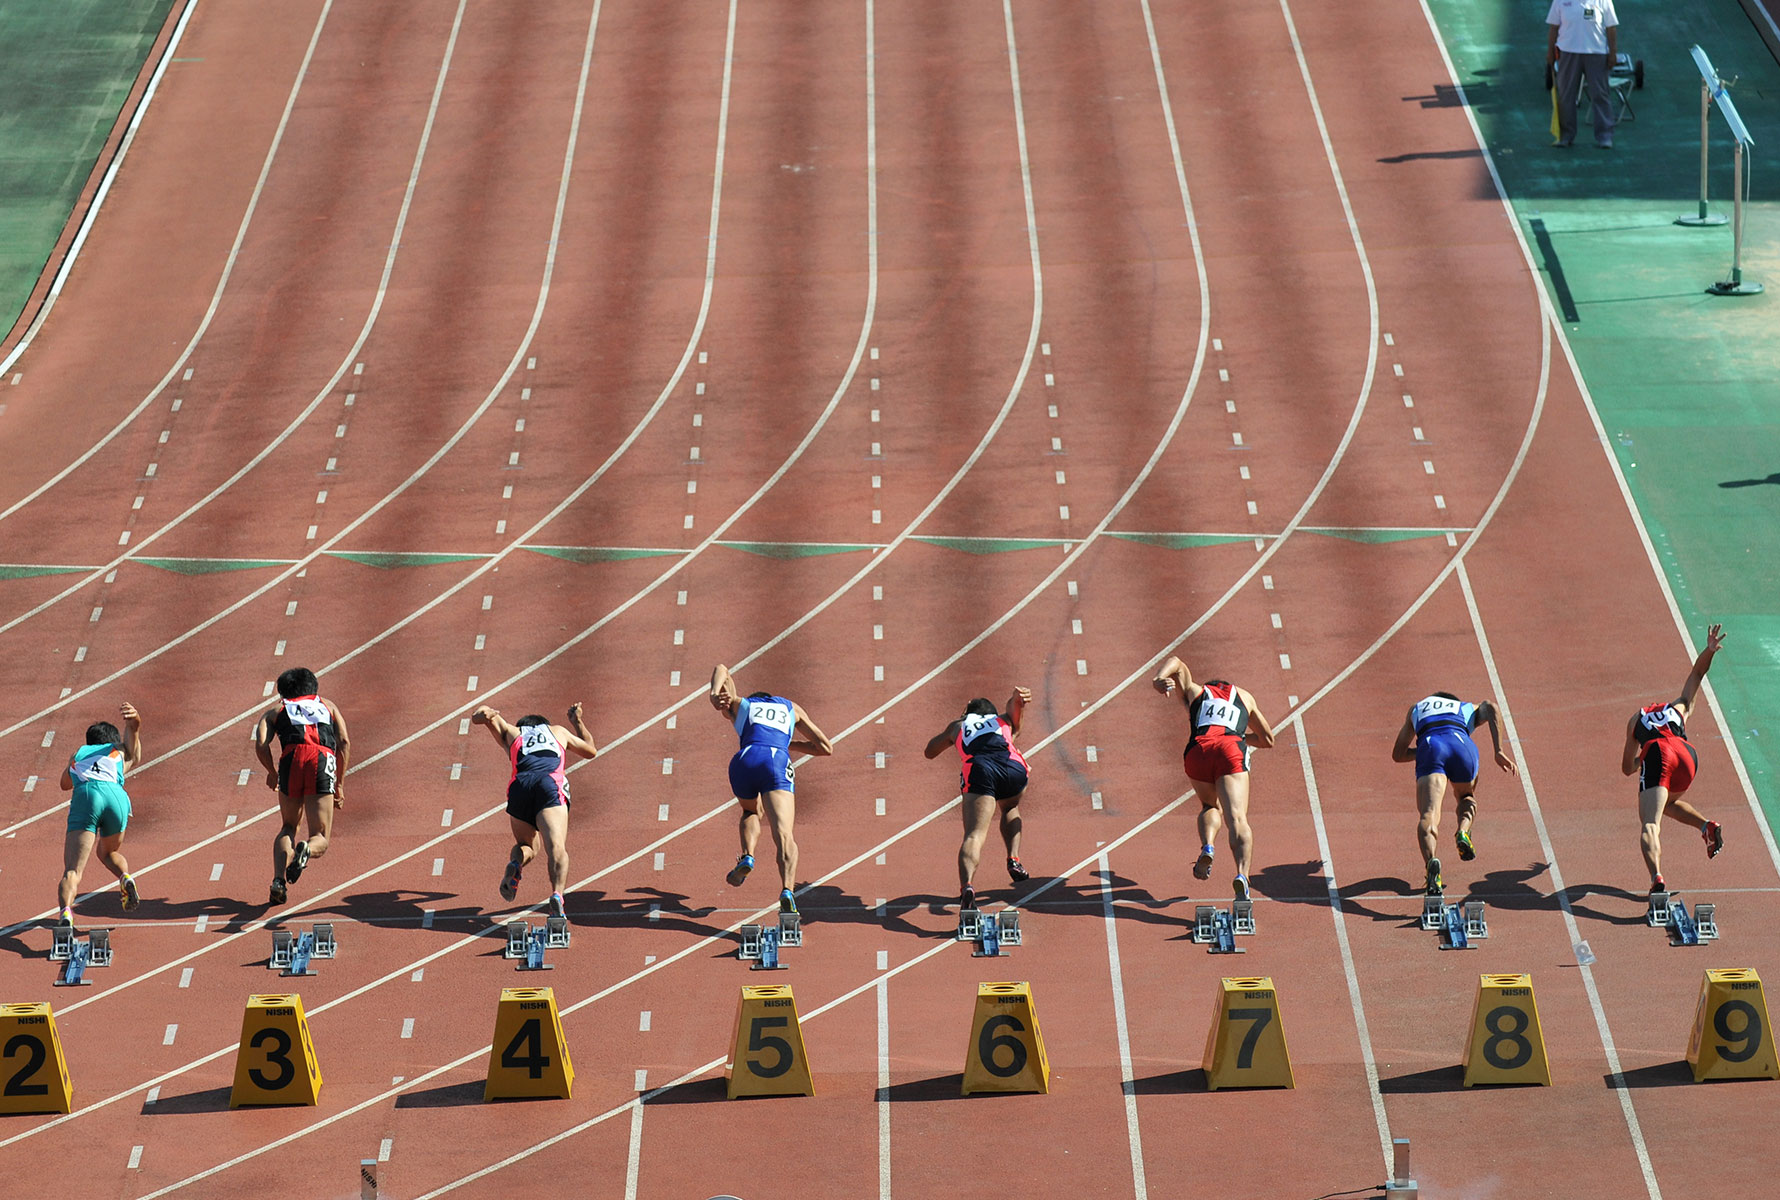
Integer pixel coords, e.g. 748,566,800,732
51,928,112,987
1436,901,1489,951
270,923,336,977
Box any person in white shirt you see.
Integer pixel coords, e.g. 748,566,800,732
1546,0,1619,148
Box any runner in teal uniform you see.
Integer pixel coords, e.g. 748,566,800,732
57,703,144,926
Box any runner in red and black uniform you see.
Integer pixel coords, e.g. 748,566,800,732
924,686,1032,912
253,667,351,905
1153,655,1276,901
1621,624,1727,897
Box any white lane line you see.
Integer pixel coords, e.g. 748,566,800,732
1456,562,1660,1198
178,969,192,989
623,1070,647,1200
877,973,891,1200
1098,851,1148,1200
638,1011,651,1032
129,1146,143,1169
0,0,466,616
400,1019,414,1040
208,864,222,882
162,1025,177,1046
1290,718,1392,1170
379,1138,393,1163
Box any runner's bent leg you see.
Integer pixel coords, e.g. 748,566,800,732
1663,795,1708,830
1219,773,1253,878
95,832,130,881
958,794,996,888
534,805,570,893
59,830,96,911
508,815,540,869
999,794,1024,861
304,794,333,859
737,798,763,859
1193,778,1222,847
274,794,303,879
1417,774,1447,864
1639,785,1667,882
762,790,798,891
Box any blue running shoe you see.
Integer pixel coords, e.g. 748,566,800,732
726,854,755,887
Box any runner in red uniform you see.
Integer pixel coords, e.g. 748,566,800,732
1153,655,1276,901
253,667,351,906
924,686,1032,912
1621,624,1726,896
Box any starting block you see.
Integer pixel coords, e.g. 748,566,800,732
269,923,337,976
503,916,571,971
965,910,1023,958
751,925,788,971
738,912,802,967
51,928,112,987
956,907,982,943
1420,895,1444,931
1193,903,1253,954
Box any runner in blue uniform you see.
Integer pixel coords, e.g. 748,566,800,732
57,703,144,926
710,664,833,914
1391,692,1515,895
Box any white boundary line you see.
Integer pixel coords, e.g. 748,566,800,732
1098,849,1150,1200
1456,560,1662,1199
0,0,330,517
0,0,201,380
1406,0,1780,877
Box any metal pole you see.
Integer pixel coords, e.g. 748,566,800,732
1708,139,1764,294
1677,77,1727,226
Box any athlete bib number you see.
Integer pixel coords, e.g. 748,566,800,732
518,724,562,757
960,713,1003,746
1196,697,1242,731
745,701,794,736
70,753,122,785
1640,707,1679,735
283,698,330,727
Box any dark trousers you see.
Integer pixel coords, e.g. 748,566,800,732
1554,51,1614,145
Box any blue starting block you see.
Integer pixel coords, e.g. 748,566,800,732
1435,900,1488,950
965,909,1022,957
1193,902,1254,954
751,924,788,971
739,912,803,965
504,916,570,971
270,923,337,976
1667,899,1720,947
51,927,112,987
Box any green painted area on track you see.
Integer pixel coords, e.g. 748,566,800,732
0,0,176,336
718,541,882,559
524,545,683,564
137,557,294,575
0,564,92,580
1108,532,1258,550
1425,0,1780,819
327,552,490,570
912,537,1074,555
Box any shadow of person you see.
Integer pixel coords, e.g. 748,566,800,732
1557,881,1657,926
584,887,725,939
1719,472,1780,488
790,883,931,938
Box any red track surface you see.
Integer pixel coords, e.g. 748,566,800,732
2,1,1774,1197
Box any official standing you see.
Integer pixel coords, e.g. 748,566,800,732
1546,0,1619,148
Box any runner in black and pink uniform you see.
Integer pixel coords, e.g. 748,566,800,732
924,686,1033,912
1153,655,1277,901
1621,624,1727,897
253,668,351,906
471,702,600,918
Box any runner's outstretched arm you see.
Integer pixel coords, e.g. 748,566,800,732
790,704,833,756
119,703,143,770
924,719,962,759
560,702,599,760
470,705,516,749
1675,624,1725,717
1391,712,1417,763
1002,686,1032,736
1239,688,1276,749
1473,701,1515,773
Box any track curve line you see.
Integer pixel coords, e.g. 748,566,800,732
0,0,334,522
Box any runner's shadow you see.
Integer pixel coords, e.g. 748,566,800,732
144,1085,243,1114
1378,1065,1468,1093
1034,870,1191,930
1557,882,1651,926
114,894,264,927
585,887,725,939
1334,876,1424,924
1466,863,1552,909
1720,472,1780,488
1252,859,1329,900
302,889,467,934
1129,1068,1208,1094
1609,1061,1695,1089
792,885,930,938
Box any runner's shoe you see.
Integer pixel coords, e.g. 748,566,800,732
120,874,141,911
725,854,755,888
1650,875,1667,897
269,878,287,906
960,886,978,912
500,856,523,902
285,841,310,885
1425,857,1444,896
1703,821,1725,859
1233,876,1251,902
1006,856,1030,883
779,889,798,915
1455,830,1476,862
1193,845,1215,881
549,892,567,920
56,908,74,928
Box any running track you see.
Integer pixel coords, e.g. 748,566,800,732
1,1,1774,1197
